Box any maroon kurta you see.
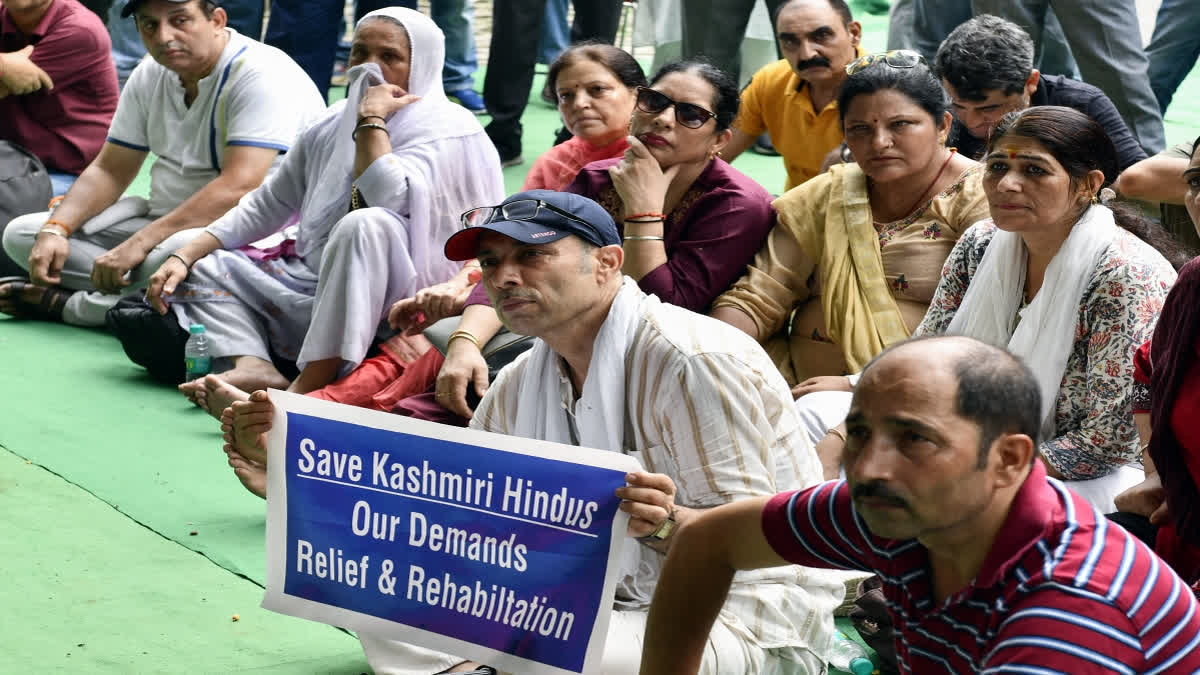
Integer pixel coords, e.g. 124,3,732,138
0,0,118,174
465,156,777,313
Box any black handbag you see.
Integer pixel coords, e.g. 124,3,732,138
105,293,190,384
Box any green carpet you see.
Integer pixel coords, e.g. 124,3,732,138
0,448,368,672
5,6,1199,670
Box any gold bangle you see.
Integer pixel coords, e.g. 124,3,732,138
447,329,481,351
826,427,847,444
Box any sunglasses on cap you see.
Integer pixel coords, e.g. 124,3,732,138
634,87,718,129
460,198,603,236
844,49,926,76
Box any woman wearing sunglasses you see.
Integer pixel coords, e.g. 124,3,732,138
711,52,987,390
520,43,646,192
366,59,777,426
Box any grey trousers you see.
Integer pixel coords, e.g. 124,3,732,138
909,0,1077,76
972,0,1165,154
2,207,201,327
680,0,786,82
887,0,915,51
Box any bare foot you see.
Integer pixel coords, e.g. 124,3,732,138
224,445,266,499
219,358,291,393
220,389,273,465
197,374,251,419
178,378,207,408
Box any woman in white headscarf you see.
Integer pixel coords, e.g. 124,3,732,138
144,7,504,415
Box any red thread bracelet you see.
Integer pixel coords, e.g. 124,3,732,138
625,212,665,221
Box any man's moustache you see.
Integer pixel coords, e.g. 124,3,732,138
851,481,908,507
497,290,537,302
795,57,832,70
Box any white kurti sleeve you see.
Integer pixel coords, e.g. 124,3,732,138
204,135,311,249
353,152,411,213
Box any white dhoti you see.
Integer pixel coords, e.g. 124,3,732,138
2,197,203,326
358,609,825,675
171,206,425,376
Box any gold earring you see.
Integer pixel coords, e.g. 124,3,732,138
1090,193,1099,204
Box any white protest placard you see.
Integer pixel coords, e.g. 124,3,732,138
261,390,641,675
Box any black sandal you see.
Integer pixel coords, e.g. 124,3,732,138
0,276,73,322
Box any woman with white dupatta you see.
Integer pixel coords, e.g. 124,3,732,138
143,7,504,416
798,107,1187,513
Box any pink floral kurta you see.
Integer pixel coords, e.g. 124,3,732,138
916,220,1176,479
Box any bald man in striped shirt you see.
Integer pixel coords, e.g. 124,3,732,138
642,335,1200,674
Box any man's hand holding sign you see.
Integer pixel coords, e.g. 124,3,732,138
262,390,641,675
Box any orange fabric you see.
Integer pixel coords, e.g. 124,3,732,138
307,333,436,410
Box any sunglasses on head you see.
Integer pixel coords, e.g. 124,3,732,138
460,198,601,237
844,49,926,76
634,86,718,129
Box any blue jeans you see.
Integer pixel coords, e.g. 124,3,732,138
106,5,145,88
537,0,570,65
355,0,479,92
48,171,77,197
1146,0,1200,113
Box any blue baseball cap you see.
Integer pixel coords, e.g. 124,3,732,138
444,190,620,261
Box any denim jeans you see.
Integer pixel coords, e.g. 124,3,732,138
355,0,479,93
537,0,570,65
48,171,77,197
1146,0,1200,113
106,5,145,88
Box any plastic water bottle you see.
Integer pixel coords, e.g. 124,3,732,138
829,630,874,675
184,324,211,381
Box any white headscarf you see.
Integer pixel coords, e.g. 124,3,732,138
947,205,1119,437
295,6,503,278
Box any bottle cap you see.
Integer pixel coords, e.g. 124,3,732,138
189,324,206,334
849,657,874,675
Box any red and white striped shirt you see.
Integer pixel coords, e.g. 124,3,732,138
762,462,1200,673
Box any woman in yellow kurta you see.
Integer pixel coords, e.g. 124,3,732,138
712,52,989,387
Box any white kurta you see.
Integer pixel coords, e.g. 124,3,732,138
170,9,504,374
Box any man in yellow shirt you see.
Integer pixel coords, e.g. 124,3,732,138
723,0,862,191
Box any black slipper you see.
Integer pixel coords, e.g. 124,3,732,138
0,276,73,321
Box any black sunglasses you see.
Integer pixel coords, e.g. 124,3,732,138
845,49,926,76
635,86,718,129
460,198,601,237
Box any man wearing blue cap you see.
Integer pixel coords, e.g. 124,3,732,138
224,190,842,674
